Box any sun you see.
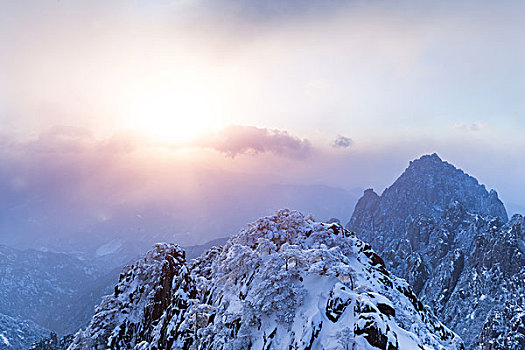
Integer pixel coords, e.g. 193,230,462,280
127,76,225,144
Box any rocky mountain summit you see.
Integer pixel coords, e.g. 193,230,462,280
349,153,507,252
347,154,524,349
69,210,463,350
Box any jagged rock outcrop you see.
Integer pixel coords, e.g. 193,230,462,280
347,153,523,349
69,243,196,349
69,210,464,350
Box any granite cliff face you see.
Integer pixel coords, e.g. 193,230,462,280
347,154,524,349
69,210,463,350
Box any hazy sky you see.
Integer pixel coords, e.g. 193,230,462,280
1,0,525,248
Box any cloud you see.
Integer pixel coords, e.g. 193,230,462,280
452,122,484,132
169,0,348,25
331,135,353,149
195,125,311,158
7,126,137,157
0,127,139,211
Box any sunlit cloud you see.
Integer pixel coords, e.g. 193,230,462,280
193,125,311,158
8,126,136,156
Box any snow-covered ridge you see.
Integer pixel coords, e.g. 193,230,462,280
69,210,463,350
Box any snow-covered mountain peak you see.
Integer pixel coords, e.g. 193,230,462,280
69,210,464,350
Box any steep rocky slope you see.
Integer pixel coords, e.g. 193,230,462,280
69,210,463,350
347,154,524,349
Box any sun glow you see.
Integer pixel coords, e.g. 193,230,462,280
127,72,227,144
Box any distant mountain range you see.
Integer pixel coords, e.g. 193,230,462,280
0,182,359,256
